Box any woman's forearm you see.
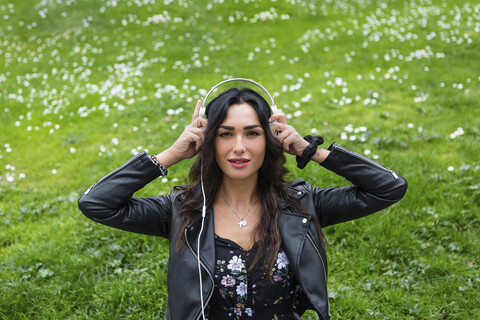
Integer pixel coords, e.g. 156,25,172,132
311,148,331,164
154,147,184,168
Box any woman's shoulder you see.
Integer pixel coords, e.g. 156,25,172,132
287,178,308,187
286,178,313,198
169,184,202,203
170,184,188,199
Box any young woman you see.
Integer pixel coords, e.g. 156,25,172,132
78,87,407,320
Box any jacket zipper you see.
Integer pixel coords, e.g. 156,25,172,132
82,152,146,195
306,233,330,317
185,228,214,320
331,143,398,179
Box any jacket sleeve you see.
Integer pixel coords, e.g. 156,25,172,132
77,151,173,238
309,142,407,227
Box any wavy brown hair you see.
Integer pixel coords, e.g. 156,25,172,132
175,87,326,278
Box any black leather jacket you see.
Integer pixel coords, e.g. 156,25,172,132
78,142,407,320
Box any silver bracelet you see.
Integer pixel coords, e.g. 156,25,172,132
150,155,168,176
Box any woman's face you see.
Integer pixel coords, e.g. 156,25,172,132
214,103,266,183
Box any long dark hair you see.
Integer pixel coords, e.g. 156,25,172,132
176,87,326,278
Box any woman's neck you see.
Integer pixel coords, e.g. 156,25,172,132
219,175,259,207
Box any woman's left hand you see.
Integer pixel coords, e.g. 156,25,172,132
269,113,309,156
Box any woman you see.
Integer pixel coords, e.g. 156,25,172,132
78,87,407,320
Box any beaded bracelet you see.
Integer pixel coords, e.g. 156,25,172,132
150,155,168,176
296,135,324,169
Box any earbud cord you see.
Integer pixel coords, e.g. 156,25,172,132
198,154,207,319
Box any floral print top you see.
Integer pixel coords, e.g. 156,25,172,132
205,234,300,320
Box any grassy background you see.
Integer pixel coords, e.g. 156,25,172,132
1,0,479,319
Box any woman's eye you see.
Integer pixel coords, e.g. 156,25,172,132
247,131,260,137
218,132,231,137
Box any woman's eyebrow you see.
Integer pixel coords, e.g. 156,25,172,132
219,124,261,130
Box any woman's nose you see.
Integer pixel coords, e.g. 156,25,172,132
233,136,246,153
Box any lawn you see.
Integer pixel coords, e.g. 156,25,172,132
1,0,479,319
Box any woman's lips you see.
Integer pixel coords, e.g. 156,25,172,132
228,158,250,168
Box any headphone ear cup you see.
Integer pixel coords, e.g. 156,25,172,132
199,106,206,118
270,104,279,115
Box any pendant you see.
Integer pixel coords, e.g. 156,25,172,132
238,219,247,228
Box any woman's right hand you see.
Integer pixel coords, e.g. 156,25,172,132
159,100,208,166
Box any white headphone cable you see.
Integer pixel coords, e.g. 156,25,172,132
198,154,207,319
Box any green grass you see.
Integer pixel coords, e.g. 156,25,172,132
1,0,479,319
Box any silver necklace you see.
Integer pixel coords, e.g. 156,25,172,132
220,193,259,229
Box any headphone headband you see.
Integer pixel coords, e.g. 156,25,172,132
199,78,278,118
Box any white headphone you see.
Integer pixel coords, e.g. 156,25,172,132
197,78,277,319
198,77,278,118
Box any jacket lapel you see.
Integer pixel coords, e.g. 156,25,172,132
278,211,310,271
185,207,215,277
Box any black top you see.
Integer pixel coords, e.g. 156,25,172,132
205,234,300,320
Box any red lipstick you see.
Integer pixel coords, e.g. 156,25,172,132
228,158,250,168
